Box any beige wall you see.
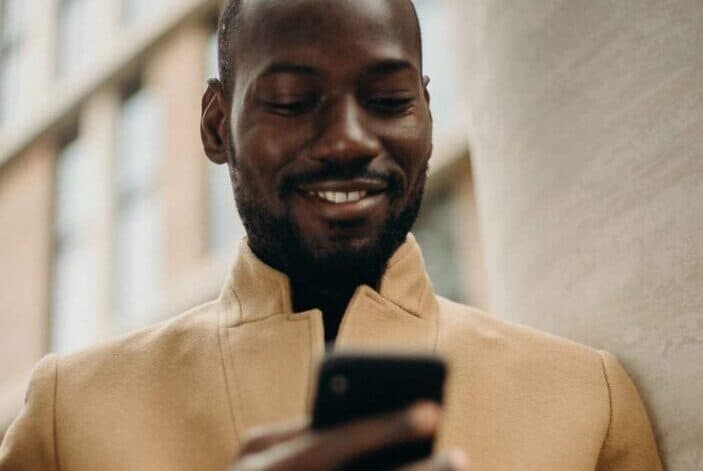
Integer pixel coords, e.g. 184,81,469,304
150,22,211,280
0,140,55,433
0,141,55,378
0,7,221,432
460,1,703,468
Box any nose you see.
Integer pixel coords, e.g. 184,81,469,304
310,95,381,164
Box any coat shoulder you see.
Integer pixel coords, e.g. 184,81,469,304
434,297,662,470
56,299,224,394
435,296,605,374
5,300,237,470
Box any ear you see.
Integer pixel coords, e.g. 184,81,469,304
422,75,433,124
422,75,432,105
201,78,231,165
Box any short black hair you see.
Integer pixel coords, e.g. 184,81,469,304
216,0,422,98
217,0,242,98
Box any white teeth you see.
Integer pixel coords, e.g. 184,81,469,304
312,191,369,204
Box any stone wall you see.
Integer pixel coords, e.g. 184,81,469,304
458,1,703,468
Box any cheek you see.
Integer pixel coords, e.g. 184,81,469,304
233,118,305,210
235,112,313,173
378,116,432,188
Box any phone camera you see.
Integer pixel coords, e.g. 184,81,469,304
329,374,349,395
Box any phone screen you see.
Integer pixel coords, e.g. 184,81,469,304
312,353,447,470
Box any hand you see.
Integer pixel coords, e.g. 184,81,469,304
228,401,467,470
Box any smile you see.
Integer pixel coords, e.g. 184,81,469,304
307,190,368,204
293,178,390,221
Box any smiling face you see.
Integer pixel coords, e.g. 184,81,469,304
203,0,432,287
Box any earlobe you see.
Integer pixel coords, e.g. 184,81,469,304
422,75,431,104
201,79,231,165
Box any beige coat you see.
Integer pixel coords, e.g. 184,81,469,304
0,235,661,470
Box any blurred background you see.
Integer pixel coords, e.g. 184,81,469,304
0,0,701,468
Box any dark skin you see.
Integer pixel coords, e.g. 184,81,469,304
202,0,465,468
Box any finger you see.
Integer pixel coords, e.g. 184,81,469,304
239,418,310,455
395,450,468,471
296,401,442,469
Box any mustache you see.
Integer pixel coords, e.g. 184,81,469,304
280,163,403,196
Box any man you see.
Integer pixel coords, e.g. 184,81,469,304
0,0,662,469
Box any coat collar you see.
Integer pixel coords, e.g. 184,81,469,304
217,234,439,437
219,233,439,329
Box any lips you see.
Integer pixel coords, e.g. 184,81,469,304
297,178,388,194
307,190,368,204
294,178,389,221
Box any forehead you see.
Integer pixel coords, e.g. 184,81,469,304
234,0,420,76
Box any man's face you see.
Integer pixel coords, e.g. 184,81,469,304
220,0,431,284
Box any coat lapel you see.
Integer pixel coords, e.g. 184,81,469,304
335,286,438,353
217,235,439,441
217,242,325,439
336,234,439,353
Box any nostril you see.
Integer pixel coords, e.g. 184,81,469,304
310,99,382,162
310,134,381,163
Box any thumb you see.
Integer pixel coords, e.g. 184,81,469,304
239,418,310,455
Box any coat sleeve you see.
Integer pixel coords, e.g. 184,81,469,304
596,351,662,471
0,354,58,471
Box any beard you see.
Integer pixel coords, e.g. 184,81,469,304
230,161,428,291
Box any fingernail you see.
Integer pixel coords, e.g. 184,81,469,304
410,402,441,434
448,449,468,469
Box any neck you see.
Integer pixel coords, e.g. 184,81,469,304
246,240,389,341
291,276,381,343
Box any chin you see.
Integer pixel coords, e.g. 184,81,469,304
303,232,377,261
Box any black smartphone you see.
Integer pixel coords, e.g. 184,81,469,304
312,353,447,470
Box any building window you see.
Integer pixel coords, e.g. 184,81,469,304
413,177,466,304
206,29,218,79
52,128,101,353
121,0,164,25
56,0,87,77
0,0,26,126
114,82,163,327
413,0,460,130
206,31,245,255
207,162,244,255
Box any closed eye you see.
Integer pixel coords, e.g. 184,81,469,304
262,97,317,116
367,96,415,115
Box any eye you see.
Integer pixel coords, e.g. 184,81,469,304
261,96,317,116
366,96,415,115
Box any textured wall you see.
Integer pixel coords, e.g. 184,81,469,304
150,22,210,280
0,141,55,431
459,1,703,469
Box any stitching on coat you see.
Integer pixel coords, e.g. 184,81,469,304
431,296,440,354
596,350,614,471
233,285,244,326
417,284,439,352
306,316,315,413
217,304,243,450
52,355,60,471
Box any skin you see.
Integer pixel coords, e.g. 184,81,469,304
202,0,465,468
230,402,467,471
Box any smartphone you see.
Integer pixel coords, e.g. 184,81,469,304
312,353,447,470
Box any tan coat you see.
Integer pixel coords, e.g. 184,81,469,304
0,235,661,470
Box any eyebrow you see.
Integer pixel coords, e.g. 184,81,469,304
257,59,419,80
259,63,321,78
363,59,419,77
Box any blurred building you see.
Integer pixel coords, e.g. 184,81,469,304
0,0,485,436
